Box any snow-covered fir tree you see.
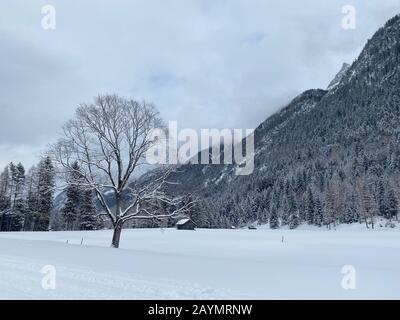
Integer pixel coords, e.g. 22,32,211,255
62,161,83,230
34,157,55,231
78,189,99,230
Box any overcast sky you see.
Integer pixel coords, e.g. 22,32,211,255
0,0,399,168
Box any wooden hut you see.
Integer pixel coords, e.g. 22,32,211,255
176,218,197,230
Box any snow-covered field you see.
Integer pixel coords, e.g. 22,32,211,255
0,225,399,299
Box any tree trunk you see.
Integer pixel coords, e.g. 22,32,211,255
111,220,124,248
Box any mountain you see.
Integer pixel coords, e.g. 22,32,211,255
161,14,400,229
327,63,350,90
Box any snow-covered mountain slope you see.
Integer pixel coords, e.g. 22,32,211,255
327,63,350,90
160,14,400,228
0,226,399,299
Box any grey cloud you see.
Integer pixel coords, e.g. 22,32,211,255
0,0,399,168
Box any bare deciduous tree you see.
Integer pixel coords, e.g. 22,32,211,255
51,94,194,248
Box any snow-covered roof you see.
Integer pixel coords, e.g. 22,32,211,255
176,218,190,225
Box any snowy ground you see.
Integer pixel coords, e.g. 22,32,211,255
0,224,399,299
